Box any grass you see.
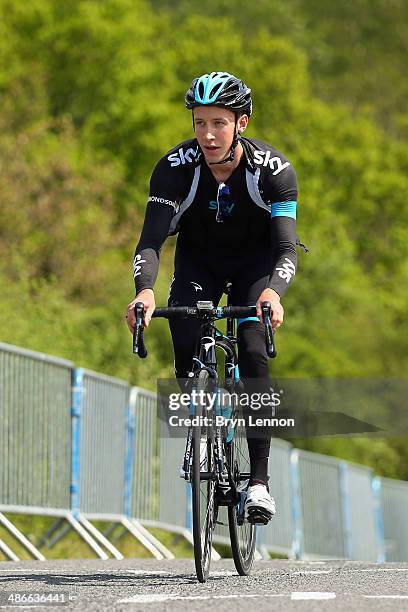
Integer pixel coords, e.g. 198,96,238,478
0,514,193,562
0,514,287,563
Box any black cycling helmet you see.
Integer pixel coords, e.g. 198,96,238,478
185,71,252,117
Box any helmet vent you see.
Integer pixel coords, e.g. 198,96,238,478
197,81,205,100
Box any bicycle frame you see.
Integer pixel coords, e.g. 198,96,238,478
181,306,244,504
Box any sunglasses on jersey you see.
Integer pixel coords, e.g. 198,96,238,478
216,182,232,223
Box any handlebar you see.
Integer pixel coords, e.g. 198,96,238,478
152,305,257,319
132,302,147,358
132,302,277,359
261,301,277,358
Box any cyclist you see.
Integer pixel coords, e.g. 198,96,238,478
126,71,299,523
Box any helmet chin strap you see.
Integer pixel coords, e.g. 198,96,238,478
209,134,239,165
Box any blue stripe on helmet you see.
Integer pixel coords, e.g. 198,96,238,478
271,200,297,220
195,72,233,104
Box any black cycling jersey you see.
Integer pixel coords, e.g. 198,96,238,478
133,135,301,488
133,136,299,297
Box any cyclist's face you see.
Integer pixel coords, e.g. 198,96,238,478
193,106,243,163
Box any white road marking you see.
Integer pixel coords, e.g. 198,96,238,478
0,569,53,573
118,595,179,604
210,570,236,576
213,595,286,599
359,568,408,572
117,594,287,604
126,570,170,575
305,561,327,564
292,569,333,575
364,595,408,599
291,592,336,601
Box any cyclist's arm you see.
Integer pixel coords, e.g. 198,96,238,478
265,163,298,298
268,215,297,297
133,158,181,294
133,203,174,293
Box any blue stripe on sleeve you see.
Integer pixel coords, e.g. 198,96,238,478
271,200,297,219
237,316,259,327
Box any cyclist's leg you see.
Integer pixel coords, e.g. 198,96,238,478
230,251,274,488
168,241,223,381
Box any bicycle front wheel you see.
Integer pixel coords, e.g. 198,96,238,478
192,369,216,583
227,402,257,575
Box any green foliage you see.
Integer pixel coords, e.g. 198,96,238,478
0,118,128,302
0,0,407,478
155,0,408,135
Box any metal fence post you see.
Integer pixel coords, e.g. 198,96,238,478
70,368,84,516
124,403,136,518
340,461,353,559
290,449,303,559
372,476,386,562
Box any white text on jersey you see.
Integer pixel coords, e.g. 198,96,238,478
253,150,290,175
167,146,199,167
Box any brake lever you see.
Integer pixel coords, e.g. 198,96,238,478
132,302,148,358
261,301,277,359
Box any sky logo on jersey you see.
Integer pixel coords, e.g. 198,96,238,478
275,257,296,283
253,150,291,175
133,253,146,279
208,200,235,215
167,146,199,167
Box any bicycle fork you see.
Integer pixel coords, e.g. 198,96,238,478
180,417,228,482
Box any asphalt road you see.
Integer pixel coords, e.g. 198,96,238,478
0,559,408,611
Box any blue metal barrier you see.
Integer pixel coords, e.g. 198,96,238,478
378,476,408,562
74,369,129,515
70,368,83,515
2,341,408,562
0,342,73,511
290,449,303,559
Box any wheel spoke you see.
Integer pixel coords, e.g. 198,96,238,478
227,401,256,575
192,370,216,583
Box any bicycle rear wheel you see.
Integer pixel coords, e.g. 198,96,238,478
227,401,257,575
192,369,216,583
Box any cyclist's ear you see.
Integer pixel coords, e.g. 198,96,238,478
238,114,248,133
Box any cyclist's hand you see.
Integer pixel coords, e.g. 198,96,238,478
125,289,156,333
256,288,284,332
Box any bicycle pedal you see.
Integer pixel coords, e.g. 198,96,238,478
247,508,272,525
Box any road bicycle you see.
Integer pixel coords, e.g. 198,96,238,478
133,283,276,582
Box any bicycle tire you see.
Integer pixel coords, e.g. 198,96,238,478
227,399,257,575
192,369,216,583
